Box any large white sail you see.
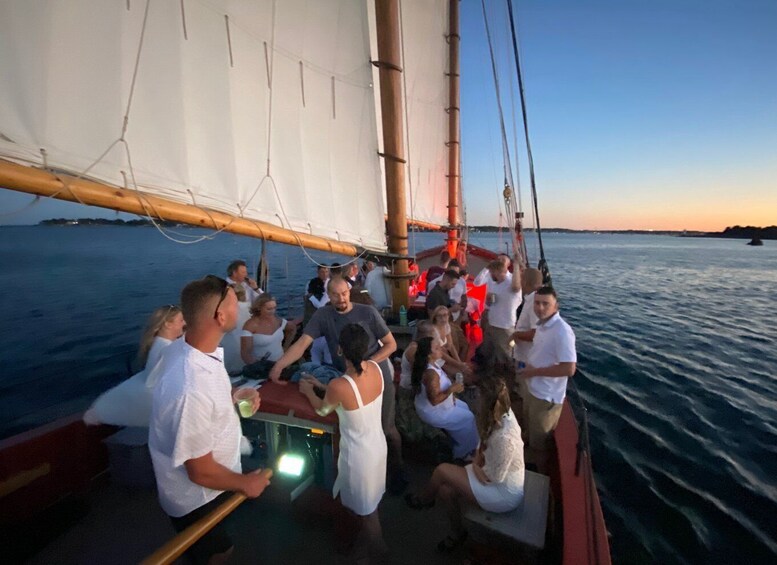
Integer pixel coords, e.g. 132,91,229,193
0,0,387,250
399,0,451,228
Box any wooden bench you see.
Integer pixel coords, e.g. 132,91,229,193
462,470,550,562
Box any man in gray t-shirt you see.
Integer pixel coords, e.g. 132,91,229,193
270,277,406,490
303,301,390,374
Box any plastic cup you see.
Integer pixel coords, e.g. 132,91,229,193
233,387,259,418
455,372,464,385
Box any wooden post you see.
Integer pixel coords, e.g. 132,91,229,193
446,0,461,260
375,0,410,312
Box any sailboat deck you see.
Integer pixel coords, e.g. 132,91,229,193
26,455,461,565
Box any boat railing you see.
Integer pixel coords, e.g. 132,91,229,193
566,372,607,565
140,469,272,565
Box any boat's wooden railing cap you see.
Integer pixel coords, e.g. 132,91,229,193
141,469,273,565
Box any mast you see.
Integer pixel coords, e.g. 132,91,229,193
374,0,410,311
0,160,360,257
447,0,461,260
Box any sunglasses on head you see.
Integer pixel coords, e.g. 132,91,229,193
205,275,229,319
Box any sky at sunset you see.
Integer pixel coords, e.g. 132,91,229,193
0,0,775,232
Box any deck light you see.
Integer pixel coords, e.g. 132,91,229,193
277,453,306,477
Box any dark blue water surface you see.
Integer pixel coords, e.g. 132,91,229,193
1,227,775,563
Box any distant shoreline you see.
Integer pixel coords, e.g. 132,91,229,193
1,220,773,240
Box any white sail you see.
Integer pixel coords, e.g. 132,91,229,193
399,0,451,228
0,0,387,250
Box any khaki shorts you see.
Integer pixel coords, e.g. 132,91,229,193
525,391,563,451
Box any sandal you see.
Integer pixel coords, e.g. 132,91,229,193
404,493,435,510
437,531,468,552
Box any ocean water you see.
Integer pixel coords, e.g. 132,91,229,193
1,226,775,564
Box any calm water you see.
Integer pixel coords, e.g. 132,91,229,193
1,227,775,564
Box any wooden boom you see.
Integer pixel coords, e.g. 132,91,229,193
0,159,361,257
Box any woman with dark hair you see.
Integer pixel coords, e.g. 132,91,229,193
412,336,478,460
300,324,387,560
406,373,525,552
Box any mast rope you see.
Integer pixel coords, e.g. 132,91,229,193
505,0,550,281
480,0,520,257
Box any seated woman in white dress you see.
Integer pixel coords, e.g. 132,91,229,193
405,372,525,552
412,337,479,460
240,294,297,365
300,324,388,560
83,305,185,426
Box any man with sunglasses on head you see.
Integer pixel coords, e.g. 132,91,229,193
149,275,270,564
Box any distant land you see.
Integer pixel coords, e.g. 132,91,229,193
38,218,183,227
681,225,776,241
22,219,776,241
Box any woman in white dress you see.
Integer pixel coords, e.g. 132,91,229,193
240,294,297,364
412,337,479,460
83,305,185,426
300,324,387,561
406,373,525,552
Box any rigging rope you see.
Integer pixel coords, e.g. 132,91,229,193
505,0,550,282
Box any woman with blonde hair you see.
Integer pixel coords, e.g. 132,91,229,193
241,294,297,365
405,369,525,551
137,305,185,370
430,305,470,366
84,305,185,427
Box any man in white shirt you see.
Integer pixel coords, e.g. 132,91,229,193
518,286,577,474
480,257,522,364
509,268,544,427
226,259,262,305
149,275,270,564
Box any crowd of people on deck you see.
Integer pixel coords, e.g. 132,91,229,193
83,249,576,564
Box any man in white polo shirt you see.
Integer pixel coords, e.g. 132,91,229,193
518,286,577,474
150,275,270,564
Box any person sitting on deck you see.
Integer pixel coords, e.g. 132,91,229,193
226,259,262,304
405,373,525,553
426,269,463,317
149,276,269,565
303,276,329,328
299,324,388,561
269,277,407,493
427,259,468,320
430,305,469,365
83,304,185,427
396,321,448,444
479,255,523,365
517,286,577,474
240,294,297,378
412,336,478,461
